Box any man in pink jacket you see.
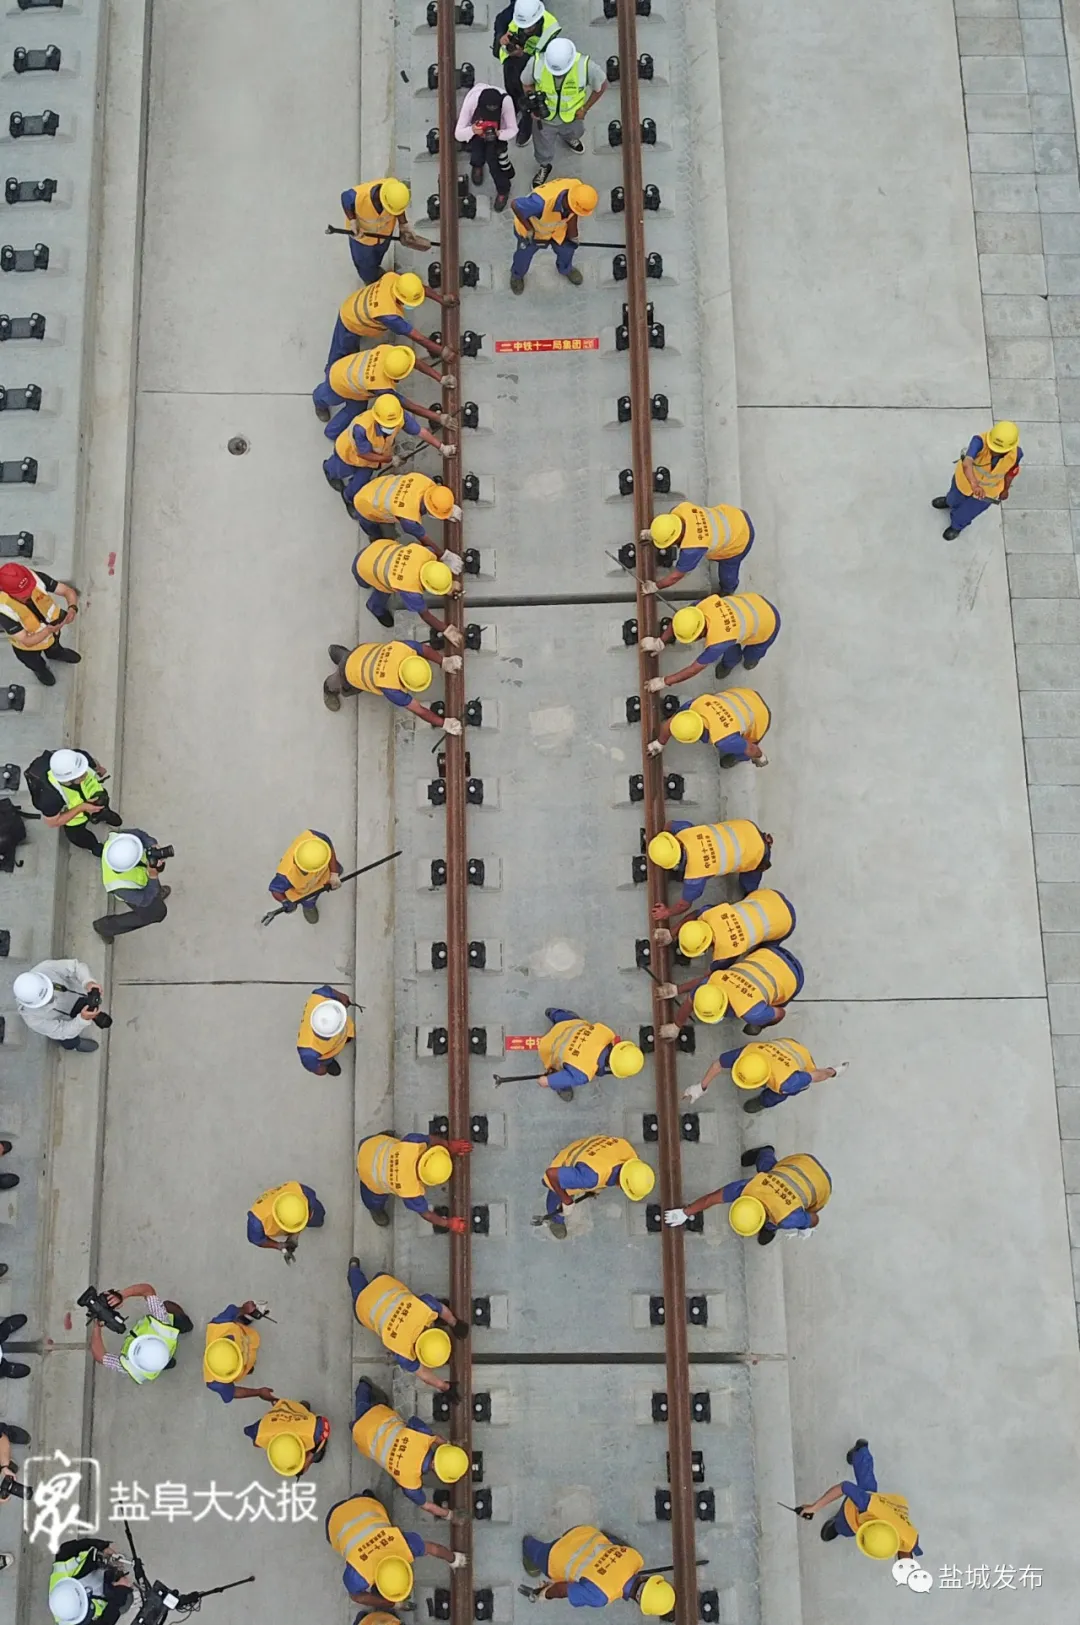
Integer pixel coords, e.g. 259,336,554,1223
456,84,517,211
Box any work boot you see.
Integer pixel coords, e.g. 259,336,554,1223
532,164,551,186
33,667,56,687
931,496,949,509
742,1094,767,1113
0,1363,28,1380
756,1226,777,1246
522,1539,542,1576
325,1059,342,1077
0,1175,19,1192
73,1037,98,1053
743,1023,764,1036
494,193,509,212
565,267,583,286
375,611,395,629
158,885,172,901
565,139,584,153
323,685,341,713
510,275,525,295
741,1146,771,1167
303,903,319,924
368,1205,391,1228
547,1217,567,1240
315,404,331,423
819,1519,838,1542
943,527,960,540
328,643,350,664
0,1425,28,1445
471,165,484,186
101,809,123,826
556,1087,574,1103
846,1439,869,1464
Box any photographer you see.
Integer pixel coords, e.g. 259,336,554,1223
92,831,171,942
89,1284,193,1386
13,959,110,1054
49,1535,133,1625
26,749,123,859
455,84,517,211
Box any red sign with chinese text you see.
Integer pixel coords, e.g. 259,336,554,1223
494,337,600,354
505,1035,541,1050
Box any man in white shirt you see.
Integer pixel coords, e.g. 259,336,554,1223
13,960,107,1054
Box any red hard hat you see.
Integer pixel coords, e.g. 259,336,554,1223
0,563,35,600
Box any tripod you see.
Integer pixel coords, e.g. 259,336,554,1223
124,1521,254,1621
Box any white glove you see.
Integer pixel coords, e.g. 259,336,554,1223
653,927,673,947
443,374,457,390
639,527,653,542
443,717,463,737
444,625,464,649
449,503,463,522
835,1060,851,1073
442,550,464,575
253,1301,271,1318
440,443,456,458
681,1082,705,1103
657,981,678,1000
442,655,463,674
450,1552,468,1570
639,636,664,654
751,752,769,768
642,581,659,595
646,677,666,694
646,740,663,757
794,1227,814,1240
664,1208,688,1227
659,1022,680,1041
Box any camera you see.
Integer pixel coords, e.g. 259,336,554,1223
132,1581,186,1625
77,1286,127,1337
145,844,174,867
0,1472,31,1502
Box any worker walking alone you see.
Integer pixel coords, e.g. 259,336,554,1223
537,1136,654,1239
795,1439,921,1560
510,177,597,293
322,638,461,729
246,1181,326,1253
642,593,780,684
665,943,804,1036
644,501,754,594
352,470,461,543
521,39,608,184
339,176,430,283
685,1038,839,1112
356,1130,471,1232
203,1300,276,1403
536,1009,644,1101
297,986,355,1075
348,1260,469,1392
933,420,1021,540
352,540,460,632
664,1144,831,1245
246,1397,330,1479
269,831,341,924
26,748,122,857
0,563,80,686
325,273,453,370
314,342,449,433
325,1492,464,1606
668,889,796,968
323,395,453,508
351,1376,469,1518
456,84,517,210
648,819,773,925
92,831,171,941
647,689,770,768
520,1528,675,1614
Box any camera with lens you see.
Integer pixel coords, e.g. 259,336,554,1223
82,987,102,1012
145,844,174,868
0,1471,31,1502
77,1286,127,1337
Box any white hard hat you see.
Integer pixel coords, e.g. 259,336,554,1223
310,998,348,1040
513,0,545,25
50,1579,90,1624
129,1334,171,1375
13,970,53,1009
104,833,144,873
49,749,89,783
544,37,576,74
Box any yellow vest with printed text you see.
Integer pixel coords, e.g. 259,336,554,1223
274,830,333,903
672,501,752,562
354,472,439,526
354,541,435,596
326,1495,415,1586
537,1019,615,1080
544,1135,634,1193
675,819,766,881
742,1153,831,1223
344,640,420,697
202,1319,259,1384
698,593,776,650
547,1527,644,1601
953,437,1018,500
685,689,770,745
249,1181,308,1242
353,1272,439,1357
711,948,799,1018
336,408,397,469
840,1491,919,1553
346,180,400,245
329,346,408,403
697,890,793,960
738,1038,816,1094
254,1399,318,1457
352,1403,433,1490
296,995,355,1060
357,1134,428,1198
513,178,577,242
340,275,413,338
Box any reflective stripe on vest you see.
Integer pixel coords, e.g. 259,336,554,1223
673,501,752,562
202,1319,259,1384
336,410,396,468
534,54,589,123
343,640,415,695
544,1135,634,1192
275,830,332,902
326,1495,414,1586
329,347,404,402
47,767,105,826
513,178,574,242
700,593,776,649
354,1273,438,1355
547,1527,644,1601
499,10,560,60
347,181,399,245
357,1134,427,1198
254,1399,318,1456
249,1180,308,1241
742,1038,816,1093
119,1313,179,1384
0,577,62,646
340,275,407,337
355,541,433,596
841,1491,918,1551
297,995,354,1060
537,1019,615,1079
953,438,1018,501
714,948,800,1018
101,848,149,894
699,890,793,960
354,472,434,525
743,1153,831,1223
688,689,770,745
352,1403,432,1490
677,820,766,881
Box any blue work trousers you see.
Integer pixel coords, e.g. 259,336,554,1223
351,237,391,284
522,1536,555,1577
713,539,753,597
832,1444,877,1538
945,477,992,533
511,235,577,279
325,398,365,440
327,319,363,370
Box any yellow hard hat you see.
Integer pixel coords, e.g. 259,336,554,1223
424,482,456,519
618,1158,655,1200
395,272,426,308
609,1040,645,1078
376,1557,414,1602
693,982,729,1024
729,1195,766,1236
419,559,453,596
648,831,683,870
418,1145,453,1185
677,919,713,958
567,182,598,216
649,513,682,549
204,1337,244,1382
399,655,433,693
669,709,704,744
856,1520,900,1561
672,606,706,643
372,393,405,429
985,419,1019,453
381,178,411,215
272,1190,310,1233
383,345,416,381
433,1443,470,1483
639,1576,676,1617
415,1326,452,1368
266,1432,306,1477
295,836,331,874
731,1049,771,1090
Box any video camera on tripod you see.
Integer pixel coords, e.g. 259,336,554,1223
77,1286,127,1338
123,1521,254,1624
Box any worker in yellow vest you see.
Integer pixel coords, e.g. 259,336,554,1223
795,1439,922,1560
685,1039,842,1113
644,501,754,595
648,819,773,925
297,986,356,1076
521,38,608,184
244,1397,330,1478
509,176,598,292
664,1143,830,1246
351,1376,469,1519
203,1300,276,1404
352,540,460,633
348,1260,469,1392
326,272,454,370
536,1008,645,1101
322,637,460,727
933,420,1021,540
642,592,780,684
521,1528,675,1614
246,1181,325,1253
339,176,431,283
324,395,453,506
0,562,80,686
353,470,461,545
314,341,451,435
268,830,341,924
662,944,804,1037
356,1129,472,1232
536,1136,655,1238
325,1492,464,1605
669,889,796,969
647,688,770,769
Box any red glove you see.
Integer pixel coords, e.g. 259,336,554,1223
446,1216,468,1235
448,1139,473,1155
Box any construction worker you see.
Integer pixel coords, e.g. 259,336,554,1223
521,1528,676,1614
642,593,780,684
269,830,342,924
0,562,80,686
339,176,430,283
537,1008,645,1101
88,1282,193,1381
352,469,461,544
795,1439,921,1559
356,1129,472,1231
324,395,454,508
26,747,123,857
348,1258,469,1392
496,0,562,144
933,419,1021,540
685,1039,839,1113
13,959,108,1053
92,830,170,941
456,83,518,210
510,176,597,293
246,1181,326,1251
664,944,804,1036
643,502,755,595
647,689,770,768
664,1144,831,1245
48,1537,134,1625
648,819,773,925
314,341,449,433
352,540,460,633
203,1300,277,1403
537,1136,655,1239
246,1397,330,1478
325,1492,464,1606
667,889,796,969
351,1375,469,1518
521,38,608,185
322,638,462,727
296,985,355,1075
325,272,453,370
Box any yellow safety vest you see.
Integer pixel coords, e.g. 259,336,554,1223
671,500,752,562
0,577,62,648
202,1319,259,1384
513,177,577,242
675,819,766,881
712,948,799,1019
354,472,437,526
336,409,397,469
101,845,149,895
698,890,793,961
547,1527,644,1602
329,346,406,402
344,640,419,696
533,54,589,123
537,1019,616,1080
686,689,770,746
499,9,560,61
254,1399,319,1458
47,766,106,826
698,593,777,649
249,1181,308,1242
326,1496,415,1587
743,1152,831,1223
274,830,333,903
953,436,1018,500
356,1134,427,1198
118,1312,179,1383
741,1038,816,1094
354,540,435,596
340,275,411,338
544,1135,634,1193
841,1491,919,1552
353,1273,439,1358
346,180,400,245
352,1403,433,1491
297,994,355,1060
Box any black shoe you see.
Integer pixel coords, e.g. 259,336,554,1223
73,1037,98,1053
547,1218,567,1239
328,644,349,664
0,1425,29,1445
742,1095,767,1113
565,139,584,153
325,1059,342,1077
943,527,960,540
820,1519,838,1542
0,1267,8,1281
931,496,949,510
510,275,525,295
33,666,56,687
532,164,551,186
846,1439,868,1464
375,611,395,629
493,193,509,212
740,1146,771,1167
315,404,331,423
757,1226,777,1246
46,646,80,664
471,166,484,186
0,1176,19,1191
556,1087,574,1102
743,1023,764,1036
164,1358,177,1371
0,1362,29,1380
522,1539,542,1577
101,809,123,826
368,1206,391,1227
